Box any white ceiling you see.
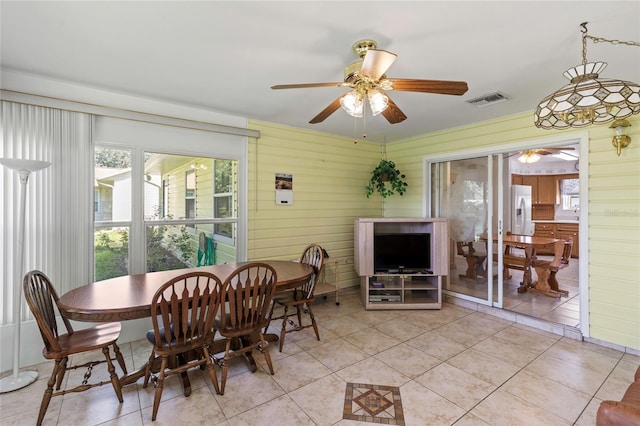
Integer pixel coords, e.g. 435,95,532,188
1,1,639,143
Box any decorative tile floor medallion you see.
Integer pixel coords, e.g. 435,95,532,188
343,383,405,425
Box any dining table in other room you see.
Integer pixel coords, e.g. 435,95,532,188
479,233,561,295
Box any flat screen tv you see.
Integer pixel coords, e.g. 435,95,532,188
374,233,431,273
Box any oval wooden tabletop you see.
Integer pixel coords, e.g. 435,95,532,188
58,261,313,322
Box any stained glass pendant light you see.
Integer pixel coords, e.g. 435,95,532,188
534,22,640,130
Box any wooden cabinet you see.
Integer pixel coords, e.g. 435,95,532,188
534,222,555,238
512,174,523,185
354,217,448,310
556,223,579,258
522,175,558,205
534,222,579,258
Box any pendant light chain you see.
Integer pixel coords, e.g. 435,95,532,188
581,22,640,64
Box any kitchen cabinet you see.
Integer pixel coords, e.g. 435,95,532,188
556,223,579,258
534,222,555,238
534,222,579,258
522,175,558,205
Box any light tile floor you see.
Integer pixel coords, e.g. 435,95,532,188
448,254,581,328
1,291,638,425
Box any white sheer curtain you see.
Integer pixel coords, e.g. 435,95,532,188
0,101,93,324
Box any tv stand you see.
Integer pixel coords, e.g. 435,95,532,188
354,218,448,310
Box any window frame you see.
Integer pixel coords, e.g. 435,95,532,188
92,116,248,277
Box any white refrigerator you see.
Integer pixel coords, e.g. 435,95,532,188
511,185,534,235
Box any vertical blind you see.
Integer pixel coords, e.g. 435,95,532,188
0,101,93,324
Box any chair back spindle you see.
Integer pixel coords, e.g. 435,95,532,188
151,273,221,351
221,263,277,334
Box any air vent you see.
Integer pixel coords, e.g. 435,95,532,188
466,91,509,107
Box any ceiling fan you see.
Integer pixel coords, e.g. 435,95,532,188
509,147,577,164
271,39,469,124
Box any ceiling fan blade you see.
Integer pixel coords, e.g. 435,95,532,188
309,96,343,124
360,49,397,80
539,147,575,152
381,96,407,124
388,78,469,95
271,82,343,90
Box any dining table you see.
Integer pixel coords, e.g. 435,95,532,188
479,233,561,294
57,260,313,391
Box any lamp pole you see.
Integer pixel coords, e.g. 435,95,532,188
0,158,51,393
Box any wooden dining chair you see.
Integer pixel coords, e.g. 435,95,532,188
264,244,324,351
143,271,223,420
499,231,529,279
23,270,127,426
215,262,277,395
456,241,486,279
532,238,573,297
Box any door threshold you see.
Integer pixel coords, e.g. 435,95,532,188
443,294,583,341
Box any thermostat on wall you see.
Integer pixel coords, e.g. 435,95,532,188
276,190,293,205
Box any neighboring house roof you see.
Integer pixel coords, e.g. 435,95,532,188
95,167,131,187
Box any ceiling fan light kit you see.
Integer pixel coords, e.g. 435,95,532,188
534,22,640,130
340,90,364,117
367,89,389,116
511,147,576,164
271,39,469,126
518,151,542,164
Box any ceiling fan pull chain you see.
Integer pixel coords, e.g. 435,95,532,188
362,101,367,139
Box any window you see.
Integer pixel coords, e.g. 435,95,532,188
93,116,246,279
214,159,234,238
94,147,132,281
561,178,580,211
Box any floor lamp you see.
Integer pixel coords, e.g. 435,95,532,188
0,158,51,393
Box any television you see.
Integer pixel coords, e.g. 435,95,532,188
373,233,431,273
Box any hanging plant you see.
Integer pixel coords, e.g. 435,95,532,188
365,159,408,198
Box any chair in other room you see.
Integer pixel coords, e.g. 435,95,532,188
143,271,222,420
23,270,127,426
456,241,486,279
532,238,573,297
264,244,324,351
215,262,277,395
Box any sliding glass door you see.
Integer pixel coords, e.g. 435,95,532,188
428,154,504,307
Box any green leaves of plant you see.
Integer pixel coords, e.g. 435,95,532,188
365,159,408,198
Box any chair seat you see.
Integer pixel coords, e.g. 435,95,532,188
532,258,568,272
145,323,199,348
215,313,267,337
44,322,122,359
